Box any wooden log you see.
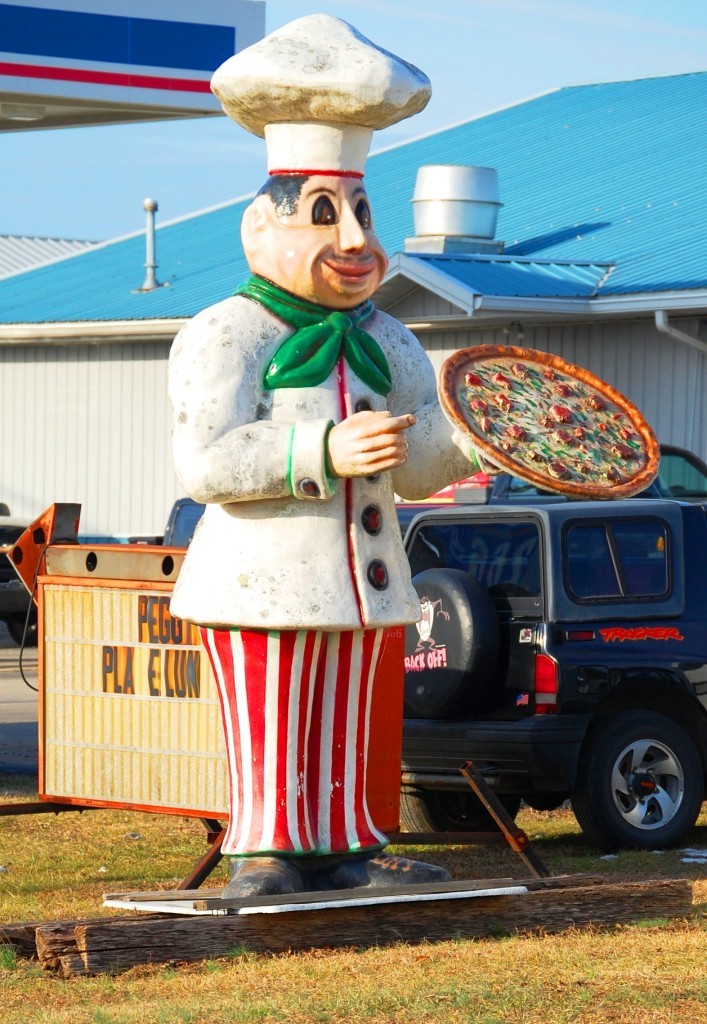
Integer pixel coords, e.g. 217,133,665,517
34,913,164,974
36,920,81,973
0,922,40,959
58,954,89,979
51,878,691,977
30,875,607,974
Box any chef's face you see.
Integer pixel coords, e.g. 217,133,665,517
242,175,388,308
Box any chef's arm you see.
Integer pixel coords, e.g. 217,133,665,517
172,417,338,505
392,402,481,500
168,312,337,504
383,326,480,499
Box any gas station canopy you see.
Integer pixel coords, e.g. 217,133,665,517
0,0,265,131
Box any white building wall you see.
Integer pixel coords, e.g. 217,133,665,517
0,340,182,538
0,312,704,537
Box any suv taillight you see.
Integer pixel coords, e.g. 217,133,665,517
534,653,558,715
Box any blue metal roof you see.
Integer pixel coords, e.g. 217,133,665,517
402,254,613,298
1,71,706,323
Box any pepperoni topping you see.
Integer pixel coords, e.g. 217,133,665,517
537,413,553,429
610,442,634,459
494,393,513,412
492,371,513,389
554,382,573,397
507,424,526,440
554,428,575,445
480,416,493,433
464,371,483,387
618,427,634,441
549,461,571,479
549,404,573,423
469,397,488,413
543,369,556,381
574,426,586,439
587,394,605,411
511,362,529,380
606,467,622,484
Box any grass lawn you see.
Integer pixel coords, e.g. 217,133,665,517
1,773,706,1024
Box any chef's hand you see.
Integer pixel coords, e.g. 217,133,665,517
327,410,415,478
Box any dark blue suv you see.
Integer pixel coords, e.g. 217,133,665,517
400,498,707,851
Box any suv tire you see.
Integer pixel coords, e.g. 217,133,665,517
404,568,499,719
399,785,521,833
572,710,704,851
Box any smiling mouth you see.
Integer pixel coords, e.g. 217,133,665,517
324,257,377,278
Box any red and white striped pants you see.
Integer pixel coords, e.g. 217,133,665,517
201,626,389,857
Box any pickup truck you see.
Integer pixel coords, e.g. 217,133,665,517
0,513,37,645
401,498,707,851
443,443,707,506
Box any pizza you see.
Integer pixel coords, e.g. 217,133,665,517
439,345,660,498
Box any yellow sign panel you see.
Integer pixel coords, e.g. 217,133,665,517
42,584,229,816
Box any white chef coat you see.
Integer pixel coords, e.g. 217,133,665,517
168,295,473,630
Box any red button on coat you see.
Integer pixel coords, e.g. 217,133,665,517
367,560,388,590
362,505,382,535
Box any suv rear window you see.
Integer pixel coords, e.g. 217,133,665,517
565,518,669,600
408,519,542,600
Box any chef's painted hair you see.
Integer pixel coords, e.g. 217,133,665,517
257,175,308,218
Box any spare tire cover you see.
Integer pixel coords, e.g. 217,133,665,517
404,568,499,719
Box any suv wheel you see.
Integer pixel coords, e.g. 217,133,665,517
572,710,704,851
399,786,521,833
404,568,499,719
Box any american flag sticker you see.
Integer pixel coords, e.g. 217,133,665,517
516,693,530,706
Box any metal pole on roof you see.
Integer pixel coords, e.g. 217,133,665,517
140,198,161,292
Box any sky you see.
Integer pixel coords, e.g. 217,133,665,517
3,0,707,241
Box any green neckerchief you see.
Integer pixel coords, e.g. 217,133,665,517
238,275,392,396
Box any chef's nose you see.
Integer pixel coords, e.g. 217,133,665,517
338,203,367,252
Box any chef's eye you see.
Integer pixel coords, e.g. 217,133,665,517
355,199,371,229
312,196,337,225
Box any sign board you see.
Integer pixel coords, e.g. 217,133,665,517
37,543,403,833
0,0,265,130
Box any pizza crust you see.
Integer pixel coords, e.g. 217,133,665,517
439,345,660,498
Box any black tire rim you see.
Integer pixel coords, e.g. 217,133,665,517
611,737,685,831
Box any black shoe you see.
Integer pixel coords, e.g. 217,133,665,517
361,853,452,887
223,856,305,899
303,851,452,892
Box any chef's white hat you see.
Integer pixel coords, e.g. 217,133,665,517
211,14,431,177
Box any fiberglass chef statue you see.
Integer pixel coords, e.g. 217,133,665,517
168,15,479,898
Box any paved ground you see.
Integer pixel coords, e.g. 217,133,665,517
0,621,38,775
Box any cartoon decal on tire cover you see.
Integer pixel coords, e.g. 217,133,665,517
415,595,450,652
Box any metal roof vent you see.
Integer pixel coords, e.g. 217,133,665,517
405,165,504,254
134,198,168,292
